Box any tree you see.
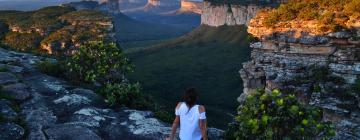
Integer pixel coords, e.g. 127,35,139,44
229,89,335,140
66,41,133,85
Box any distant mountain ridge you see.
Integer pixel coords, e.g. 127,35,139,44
0,6,115,55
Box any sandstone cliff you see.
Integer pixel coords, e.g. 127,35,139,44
142,0,180,13
240,9,360,139
201,1,266,26
177,0,203,14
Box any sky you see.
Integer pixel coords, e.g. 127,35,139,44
0,0,85,11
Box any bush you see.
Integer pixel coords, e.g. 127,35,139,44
100,82,142,107
35,60,66,77
0,66,8,72
353,79,360,92
262,0,357,31
229,89,335,140
66,42,133,85
4,32,42,51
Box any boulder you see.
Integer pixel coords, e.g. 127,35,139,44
2,83,31,101
70,88,105,106
0,72,18,85
0,64,24,73
45,124,101,140
0,99,17,120
0,122,25,140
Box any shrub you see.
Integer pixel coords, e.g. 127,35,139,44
0,66,9,72
4,32,42,51
66,41,133,85
230,89,335,140
154,110,173,123
262,0,357,31
35,60,66,77
246,34,259,43
100,82,142,107
353,79,360,92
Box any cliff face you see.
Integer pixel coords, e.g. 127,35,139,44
142,0,180,13
201,2,266,27
240,11,360,139
98,0,147,12
178,0,203,14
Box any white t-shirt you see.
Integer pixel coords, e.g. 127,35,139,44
175,102,206,140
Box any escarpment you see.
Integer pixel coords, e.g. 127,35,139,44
201,1,272,27
178,0,203,14
240,9,360,139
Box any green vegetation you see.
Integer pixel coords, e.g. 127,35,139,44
34,42,173,122
4,32,42,51
0,6,75,30
0,66,9,72
100,83,142,108
227,89,335,140
263,0,360,31
353,79,360,92
127,25,251,128
66,42,133,85
0,7,112,55
35,60,66,77
59,10,110,22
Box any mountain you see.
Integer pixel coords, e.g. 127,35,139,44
0,6,115,55
64,0,197,42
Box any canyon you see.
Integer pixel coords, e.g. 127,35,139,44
240,10,360,139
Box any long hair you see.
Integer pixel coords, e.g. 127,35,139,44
183,87,198,108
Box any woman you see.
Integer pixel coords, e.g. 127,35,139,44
167,88,207,140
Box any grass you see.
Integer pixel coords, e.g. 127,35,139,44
126,25,251,128
0,66,8,72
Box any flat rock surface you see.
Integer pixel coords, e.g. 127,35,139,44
0,72,18,85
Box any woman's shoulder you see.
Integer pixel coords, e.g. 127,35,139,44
198,105,205,113
176,102,183,109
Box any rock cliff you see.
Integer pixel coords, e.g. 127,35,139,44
177,0,203,14
142,0,180,13
201,1,267,27
240,10,360,139
0,48,224,139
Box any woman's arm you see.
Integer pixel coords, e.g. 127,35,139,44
168,102,182,140
199,105,207,140
169,116,180,140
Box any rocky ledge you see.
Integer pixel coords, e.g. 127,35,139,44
240,11,360,139
0,48,223,140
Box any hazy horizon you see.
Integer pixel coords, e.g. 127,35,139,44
0,0,87,11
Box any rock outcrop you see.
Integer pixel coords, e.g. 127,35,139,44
201,1,267,27
177,0,203,14
141,0,180,13
0,48,224,139
239,10,360,139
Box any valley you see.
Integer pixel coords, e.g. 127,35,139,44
0,0,359,139
127,25,252,128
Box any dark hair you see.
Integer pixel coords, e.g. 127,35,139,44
183,87,198,107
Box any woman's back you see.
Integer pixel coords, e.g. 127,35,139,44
176,102,206,140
